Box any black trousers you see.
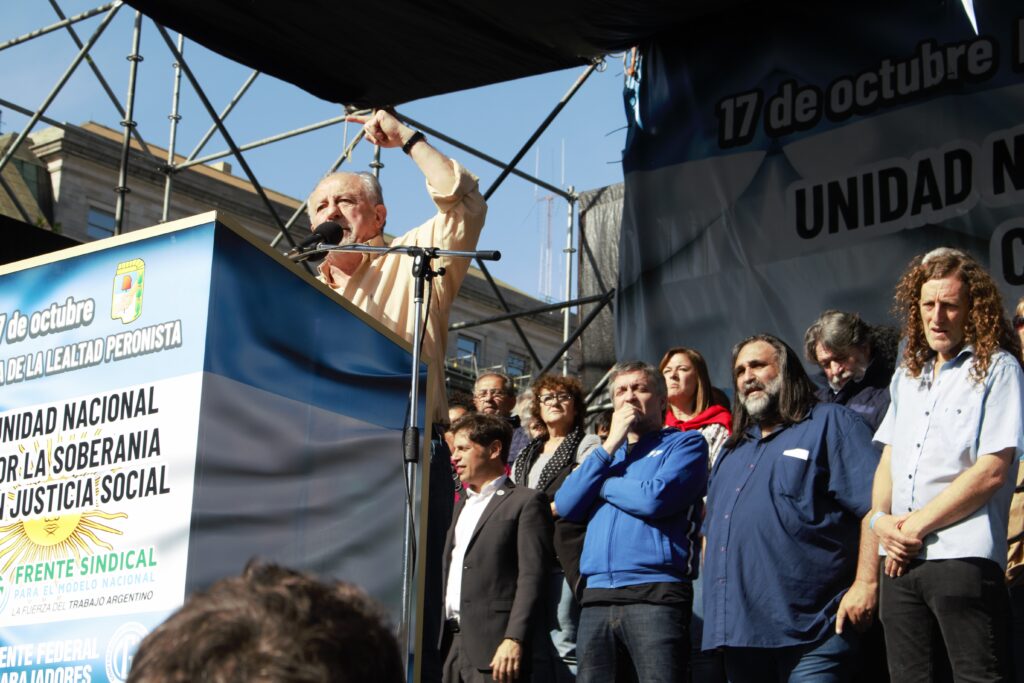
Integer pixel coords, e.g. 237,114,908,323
879,557,1010,683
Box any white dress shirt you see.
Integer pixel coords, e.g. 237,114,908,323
445,474,508,621
875,346,1024,566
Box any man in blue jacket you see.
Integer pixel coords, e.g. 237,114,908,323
554,361,708,683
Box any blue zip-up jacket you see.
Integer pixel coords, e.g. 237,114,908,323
554,427,708,588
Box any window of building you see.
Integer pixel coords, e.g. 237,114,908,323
86,207,116,240
456,335,479,363
506,352,530,378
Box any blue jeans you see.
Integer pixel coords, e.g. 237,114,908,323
576,601,691,683
552,574,580,673
723,630,861,683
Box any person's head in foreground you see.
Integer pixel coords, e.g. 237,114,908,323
127,561,402,683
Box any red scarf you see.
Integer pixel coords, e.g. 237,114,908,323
665,404,732,434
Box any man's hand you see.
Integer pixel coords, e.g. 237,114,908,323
602,402,639,454
884,556,909,578
872,513,922,563
346,109,413,149
836,579,877,634
490,638,522,682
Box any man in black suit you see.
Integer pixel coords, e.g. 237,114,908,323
442,413,553,683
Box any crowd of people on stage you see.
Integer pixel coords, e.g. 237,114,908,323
428,246,1024,683
125,115,1024,683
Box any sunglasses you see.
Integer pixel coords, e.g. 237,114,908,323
1015,316,1024,330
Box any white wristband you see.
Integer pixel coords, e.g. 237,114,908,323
869,510,886,530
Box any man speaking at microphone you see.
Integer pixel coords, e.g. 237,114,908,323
304,109,486,683
306,108,487,425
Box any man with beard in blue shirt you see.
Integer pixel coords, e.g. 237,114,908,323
702,334,880,683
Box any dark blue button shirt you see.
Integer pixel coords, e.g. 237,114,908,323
702,403,878,649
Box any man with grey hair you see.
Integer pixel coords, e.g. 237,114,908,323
473,371,530,462
555,361,709,683
307,109,486,683
804,310,897,432
307,108,487,425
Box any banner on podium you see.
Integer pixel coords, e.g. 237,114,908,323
0,214,422,683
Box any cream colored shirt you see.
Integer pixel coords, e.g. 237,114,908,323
318,161,486,422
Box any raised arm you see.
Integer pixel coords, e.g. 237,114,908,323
348,109,457,191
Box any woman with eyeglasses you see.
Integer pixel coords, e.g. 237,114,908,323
512,374,600,682
659,347,731,683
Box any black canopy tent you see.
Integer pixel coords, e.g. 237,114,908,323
122,0,719,106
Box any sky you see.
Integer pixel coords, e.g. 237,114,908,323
0,2,629,302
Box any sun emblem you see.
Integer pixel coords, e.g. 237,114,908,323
0,432,128,572
0,508,128,572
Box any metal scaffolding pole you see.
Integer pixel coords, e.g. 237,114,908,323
161,33,184,222
184,70,258,162
482,63,597,202
0,2,115,52
448,292,608,331
48,0,156,161
461,63,597,372
0,1,121,178
584,367,614,408
176,114,348,171
536,288,614,378
154,23,303,252
396,113,571,201
370,143,382,179
113,10,143,235
0,98,65,129
562,187,576,376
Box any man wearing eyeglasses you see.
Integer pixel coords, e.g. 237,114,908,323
473,372,530,463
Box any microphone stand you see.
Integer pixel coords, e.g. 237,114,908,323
292,241,500,676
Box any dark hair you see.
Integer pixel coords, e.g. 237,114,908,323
128,561,402,683
447,390,475,414
658,346,714,414
593,409,613,435
726,334,819,447
529,374,585,432
450,412,513,464
804,310,901,378
803,310,872,363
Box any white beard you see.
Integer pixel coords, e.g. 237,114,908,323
740,374,783,421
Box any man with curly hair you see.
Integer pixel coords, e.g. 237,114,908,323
868,248,1024,683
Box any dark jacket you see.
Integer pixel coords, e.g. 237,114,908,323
816,358,892,434
441,479,552,670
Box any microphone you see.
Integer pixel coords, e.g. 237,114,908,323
287,221,344,262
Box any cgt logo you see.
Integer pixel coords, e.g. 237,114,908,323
105,622,149,683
